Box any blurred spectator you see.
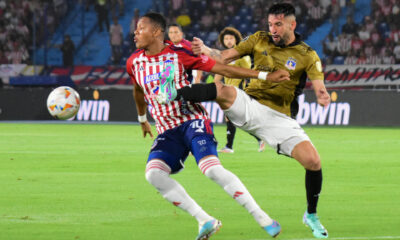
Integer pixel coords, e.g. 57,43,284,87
7,40,29,64
389,23,400,43
382,49,395,64
337,34,352,56
130,8,140,34
111,0,124,17
60,35,75,67
96,0,110,32
364,16,375,32
356,51,367,64
351,34,364,53
307,0,324,32
366,47,382,64
176,8,191,28
358,25,370,41
323,34,339,57
370,28,382,48
330,0,341,37
129,8,140,52
393,42,400,63
344,50,358,65
110,17,123,64
200,10,213,31
342,16,358,35
0,49,8,64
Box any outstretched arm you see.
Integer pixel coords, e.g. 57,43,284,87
211,62,290,83
311,80,330,107
133,85,153,139
192,37,240,64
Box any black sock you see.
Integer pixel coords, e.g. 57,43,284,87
226,121,236,149
176,83,217,102
250,133,261,142
305,169,322,214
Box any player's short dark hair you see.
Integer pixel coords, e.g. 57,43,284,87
268,3,296,17
168,23,183,32
143,12,166,32
218,27,242,49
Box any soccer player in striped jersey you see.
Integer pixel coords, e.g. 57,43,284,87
127,12,288,239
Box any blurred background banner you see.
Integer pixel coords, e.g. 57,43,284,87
1,88,399,126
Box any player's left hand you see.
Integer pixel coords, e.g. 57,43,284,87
316,89,331,107
140,121,154,139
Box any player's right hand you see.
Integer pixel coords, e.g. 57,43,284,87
192,37,204,55
140,121,153,139
267,69,290,82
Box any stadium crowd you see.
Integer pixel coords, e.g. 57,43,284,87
324,0,400,64
2,0,400,66
0,0,70,64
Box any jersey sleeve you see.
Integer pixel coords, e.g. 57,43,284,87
177,48,216,72
306,51,324,81
126,56,137,86
234,32,260,56
236,55,251,69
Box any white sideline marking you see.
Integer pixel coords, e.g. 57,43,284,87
250,236,400,240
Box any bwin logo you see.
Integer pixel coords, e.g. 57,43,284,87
296,93,350,125
74,100,110,121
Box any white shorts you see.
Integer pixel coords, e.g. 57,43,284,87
223,87,311,156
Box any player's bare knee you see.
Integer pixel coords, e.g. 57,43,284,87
304,155,321,171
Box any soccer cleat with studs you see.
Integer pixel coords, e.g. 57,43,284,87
196,219,222,240
263,220,281,238
303,211,328,239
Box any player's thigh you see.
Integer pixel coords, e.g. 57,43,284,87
216,82,237,110
148,131,189,174
182,119,218,164
255,107,311,157
222,87,253,128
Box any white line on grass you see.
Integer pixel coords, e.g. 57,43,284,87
250,236,400,240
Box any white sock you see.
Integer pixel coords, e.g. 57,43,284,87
146,160,213,224
199,157,273,227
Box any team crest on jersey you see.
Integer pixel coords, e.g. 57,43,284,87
285,57,297,70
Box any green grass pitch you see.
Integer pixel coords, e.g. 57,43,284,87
0,123,399,240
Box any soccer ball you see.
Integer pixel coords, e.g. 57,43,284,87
47,86,80,120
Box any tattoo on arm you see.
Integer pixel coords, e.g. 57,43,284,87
210,49,223,61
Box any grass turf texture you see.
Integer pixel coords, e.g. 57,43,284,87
0,123,399,240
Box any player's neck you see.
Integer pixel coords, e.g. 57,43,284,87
285,33,296,46
145,40,166,56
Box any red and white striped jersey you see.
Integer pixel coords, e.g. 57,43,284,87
126,41,216,134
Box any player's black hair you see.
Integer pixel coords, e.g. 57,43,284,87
142,12,166,32
218,27,242,49
168,23,183,32
268,3,296,17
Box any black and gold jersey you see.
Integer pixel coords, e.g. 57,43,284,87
224,55,251,89
234,31,324,117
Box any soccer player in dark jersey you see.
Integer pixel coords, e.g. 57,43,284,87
214,27,265,154
127,12,289,239
168,23,203,83
158,3,330,239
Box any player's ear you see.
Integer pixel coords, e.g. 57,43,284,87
291,19,297,31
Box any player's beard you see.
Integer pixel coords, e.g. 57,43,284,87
273,32,290,47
